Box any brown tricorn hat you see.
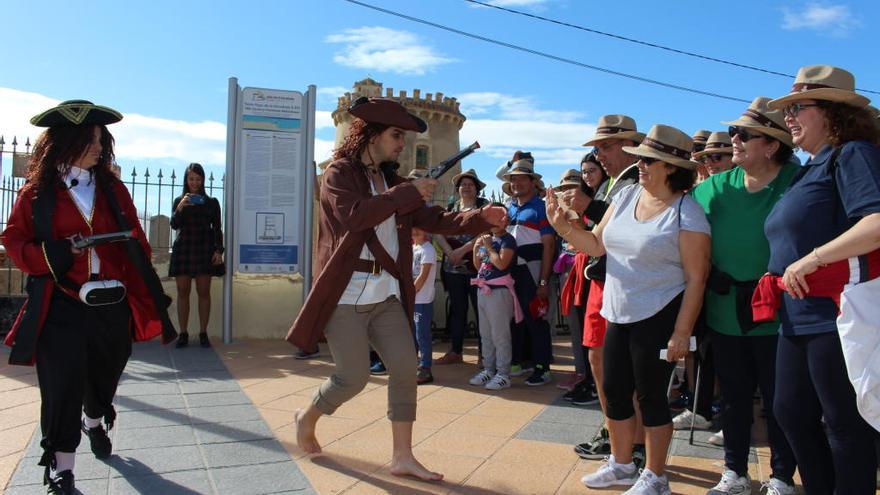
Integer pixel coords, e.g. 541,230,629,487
348,96,427,132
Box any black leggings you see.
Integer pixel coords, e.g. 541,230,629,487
603,293,682,427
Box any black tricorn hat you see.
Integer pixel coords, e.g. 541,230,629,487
30,99,123,127
348,96,427,133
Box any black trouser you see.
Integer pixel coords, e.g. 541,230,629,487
774,332,877,495
712,331,795,482
441,271,479,354
510,264,551,369
603,293,681,427
36,292,132,458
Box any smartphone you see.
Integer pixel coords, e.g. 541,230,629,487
189,194,206,205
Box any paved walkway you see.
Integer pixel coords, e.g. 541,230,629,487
1,335,873,494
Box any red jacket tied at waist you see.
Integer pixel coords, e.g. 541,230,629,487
752,249,880,322
560,252,589,316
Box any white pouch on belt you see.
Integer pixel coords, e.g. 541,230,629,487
79,280,126,306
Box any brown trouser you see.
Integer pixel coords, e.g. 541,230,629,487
313,296,417,422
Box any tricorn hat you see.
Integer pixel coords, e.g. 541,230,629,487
30,99,123,127
451,168,486,190
692,132,733,159
502,159,542,181
622,124,696,170
768,65,870,110
721,97,793,148
348,96,427,132
557,169,583,190
582,115,645,147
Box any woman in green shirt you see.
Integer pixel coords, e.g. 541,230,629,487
690,97,799,495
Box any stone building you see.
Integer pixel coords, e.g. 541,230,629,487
328,78,468,206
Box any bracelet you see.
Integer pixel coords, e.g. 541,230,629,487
560,224,574,237
812,248,828,267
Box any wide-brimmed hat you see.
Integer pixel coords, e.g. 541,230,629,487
502,159,542,180
348,96,427,132
582,115,645,146
622,124,696,170
30,99,123,127
768,65,870,110
557,169,582,190
722,97,793,148
452,168,486,190
501,181,512,196
691,129,711,153
692,132,733,159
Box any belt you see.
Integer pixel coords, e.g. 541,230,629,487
353,259,382,276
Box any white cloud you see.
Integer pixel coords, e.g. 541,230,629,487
325,26,454,75
782,3,860,36
461,118,595,166
458,91,583,123
316,110,335,130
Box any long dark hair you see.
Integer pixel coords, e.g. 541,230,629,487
180,162,207,198
580,151,607,197
25,124,116,192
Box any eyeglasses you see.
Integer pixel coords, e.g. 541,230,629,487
728,126,765,143
783,102,821,118
636,155,659,165
582,168,601,175
700,153,727,164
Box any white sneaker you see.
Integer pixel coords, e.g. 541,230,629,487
623,468,671,495
469,369,494,386
761,478,796,495
581,455,638,488
672,409,712,430
708,430,724,446
707,469,751,495
485,374,511,390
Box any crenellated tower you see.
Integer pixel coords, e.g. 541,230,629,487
329,78,468,205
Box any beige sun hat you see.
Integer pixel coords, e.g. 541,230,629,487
451,168,486,190
768,65,870,110
501,181,512,196
557,169,582,190
582,114,646,146
502,159,542,181
692,132,733,159
722,97,794,148
621,124,696,170
691,130,711,153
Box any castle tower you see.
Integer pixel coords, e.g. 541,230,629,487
330,78,468,206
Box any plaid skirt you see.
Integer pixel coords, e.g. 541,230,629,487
169,225,225,277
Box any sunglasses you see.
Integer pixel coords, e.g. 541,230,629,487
636,155,659,165
783,102,821,118
728,126,765,143
700,153,727,164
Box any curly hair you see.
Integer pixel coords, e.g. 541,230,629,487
333,118,390,162
818,101,880,147
25,124,116,192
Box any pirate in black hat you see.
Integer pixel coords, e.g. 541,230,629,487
3,100,176,494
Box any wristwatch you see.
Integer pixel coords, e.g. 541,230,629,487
539,279,547,287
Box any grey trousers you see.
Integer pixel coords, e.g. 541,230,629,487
477,288,514,376
312,296,418,422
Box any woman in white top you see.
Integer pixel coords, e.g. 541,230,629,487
548,124,710,495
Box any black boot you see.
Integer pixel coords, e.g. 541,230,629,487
81,419,112,459
46,470,74,494
175,332,189,348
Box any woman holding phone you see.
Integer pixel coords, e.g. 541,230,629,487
169,162,225,348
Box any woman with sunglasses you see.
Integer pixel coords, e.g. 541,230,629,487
549,124,710,495
690,97,799,495
691,132,735,177
764,65,880,494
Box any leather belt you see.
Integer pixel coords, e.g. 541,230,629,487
353,259,382,276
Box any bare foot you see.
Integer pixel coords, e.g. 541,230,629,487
390,455,444,482
294,409,322,454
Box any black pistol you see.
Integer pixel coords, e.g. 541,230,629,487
69,229,136,250
427,141,481,180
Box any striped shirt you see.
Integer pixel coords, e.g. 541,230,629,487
507,195,554,266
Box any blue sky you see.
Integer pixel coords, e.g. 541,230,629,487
2,0,877,199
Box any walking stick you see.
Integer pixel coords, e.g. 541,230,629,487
689,357,703,446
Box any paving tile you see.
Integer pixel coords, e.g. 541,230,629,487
188,403,264,424
415,431,508,460
211,460,316,495
115,381,182,397
182,390,252,408
530,398,603,426
457,457,572,495
114,393,187,412
108,468,212,494
353,451,486,495
516,420,587,446
0,402,40,431
113,424,197,451
446,412,528,438
115,408,191,430
5,478,108,495
108,445,205,477
192,419,274,444
11,450,112,485
201,439,291,468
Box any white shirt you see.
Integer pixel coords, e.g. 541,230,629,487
412,241,436,304
62,166,100,274
338,176,401,305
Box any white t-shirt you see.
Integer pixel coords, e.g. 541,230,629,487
412,241,437,304
339,176,401,305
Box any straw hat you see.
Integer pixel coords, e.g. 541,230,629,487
582,115,645,146
768,65,870,110
502,159,542,180
502,181,512,196
347,96,428,132
721,97,793,148
31,99,123,127
451,168,486,190
621,124,696,170
691,129,711,153
557,169,582,190
692,132,733,159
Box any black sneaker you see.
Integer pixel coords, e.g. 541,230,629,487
295,347,320,360
574,427,611,459
81,419,112,459
563,380,587,401
524,366,551,386
175,332,189,349
46,470,74,494
571,384,600,406
632,443,646,471
198,332,211,348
